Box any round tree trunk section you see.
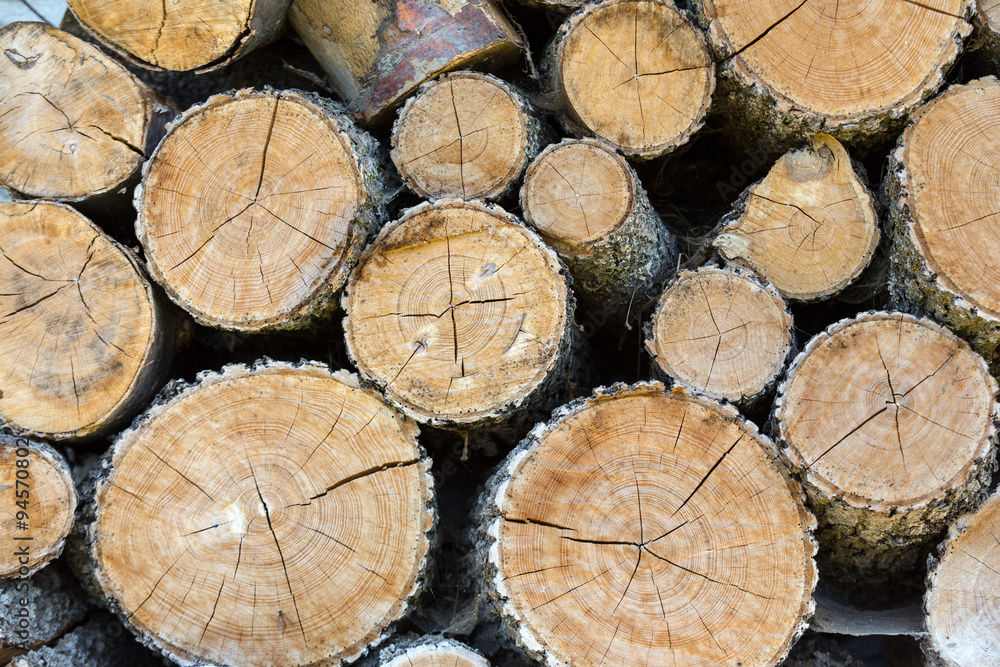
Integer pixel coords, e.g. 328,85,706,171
520,137,677,323
645,265,792,408
87,361,435,667
693,0,971,149
0,436,76,578
714,133,879,301
136,88,386,333
548,0,715,159
924,488,1000,667
67,0,289,71
0,202,171,440
377,637,490,667
885,77,1000,364
478,383,816,667
391,72,543,202
0,23,171,204
775,311,998,580
343,199,573,428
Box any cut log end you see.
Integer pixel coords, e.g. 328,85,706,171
551,0,714,158
0,22,160,202
715,133,880,301
0,202,169,440
924,489,1000,667
391,72,540,201
0,437,76,578
777,312,996,511
137,88,384,332
646,265,792,406
67,0,277,71
344,200,572,428
479,383,816,667
378,637,490,667
700,0,970,133
89,361,435,667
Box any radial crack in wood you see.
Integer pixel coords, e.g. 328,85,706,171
0,201,172,440
924,488,1000,666
646,265,793,409
714,133,880,301
547,0,715,159
477,383,816,667
84,361,435,667
774,311,998,583
343,199,573,429
136,88,387,332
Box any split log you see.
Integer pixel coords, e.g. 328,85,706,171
545,0,714,160
0,435,76,578
690,0,971,155
9,612,162,667
773,311,998,584
645,265,793,410
391,72,546,202
0,201,174,441
0,561,92,662
75,360,435,667
136,88,388,333
884,77,1000,365
343,199,574,430
712,134,880,302
0,22,172,209
373,636,489,667
520,137,677,324
476,383,816,667
66,0,289,71
923,488,1000,667
288,0,523,126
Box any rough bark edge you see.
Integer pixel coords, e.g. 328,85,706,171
135,87,391,334
342,198,576,431
644,263,796,412
474,382,818,667
69,358,437,667
522,137,678,324
391,72,549,203
66,0,290,73
0,22,176,206
366,635,490,667
712,134,881,301
0,435,77,578
971,2,1000,73
543,0,716,160
0,201,176,442
689,0,973,159
772,310,999,579
922,487,1000,667
882,77,1000,364
9,611,163,667
0,560,93,654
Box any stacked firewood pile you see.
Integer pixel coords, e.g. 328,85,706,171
2,0,1000,666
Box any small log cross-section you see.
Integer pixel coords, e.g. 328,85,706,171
136,88,387,333
82,361,435,667
0,436,76,578
924,488,1000,667
774,312,998,583
546,0,715,159
0,202,172,440
645,265,793,409
713,134,880,301
343,199,574,429
691,0,972,152
67,0,290,71
374,636,490,667
0,23,172,206
885,77,1000,364
391,72,546,202
974,0,1000,71
288,0,522,126
477,383,816,667
520,138,678,323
